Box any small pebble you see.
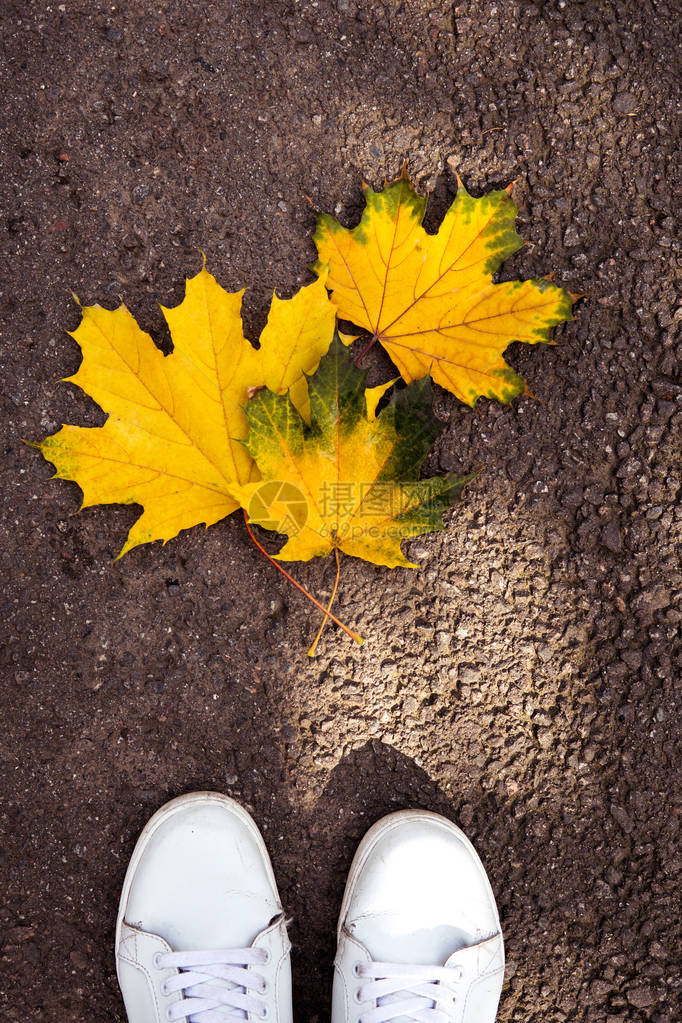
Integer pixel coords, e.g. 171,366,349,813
626,985,655,1009
601,521,622,552
131,184,150,204
612,92,638,115
563,224,580,247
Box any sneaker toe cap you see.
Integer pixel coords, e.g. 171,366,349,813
343,812,500,962
122,793,281,950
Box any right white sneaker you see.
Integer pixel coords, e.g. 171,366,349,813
115,792,292,1023
331,810,505,1023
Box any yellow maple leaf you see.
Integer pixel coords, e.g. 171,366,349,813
313,169,575,405
37,266,335,556
233,336,470,569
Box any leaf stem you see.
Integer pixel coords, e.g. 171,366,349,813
242,511,364,647
354,332,379,364
307,547,341,658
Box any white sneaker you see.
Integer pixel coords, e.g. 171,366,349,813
331,810,504,1023
115,792,292,1023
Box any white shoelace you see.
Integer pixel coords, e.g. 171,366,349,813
355,961,465,1023
156,947,269,1023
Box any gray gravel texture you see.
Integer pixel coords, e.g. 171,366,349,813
2,1,681,1021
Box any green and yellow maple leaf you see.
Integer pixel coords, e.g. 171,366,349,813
37,266,335,556
313,169,575,405
232,334,470,569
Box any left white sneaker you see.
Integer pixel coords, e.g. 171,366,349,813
115,791,292,1023
331,810,505,1023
